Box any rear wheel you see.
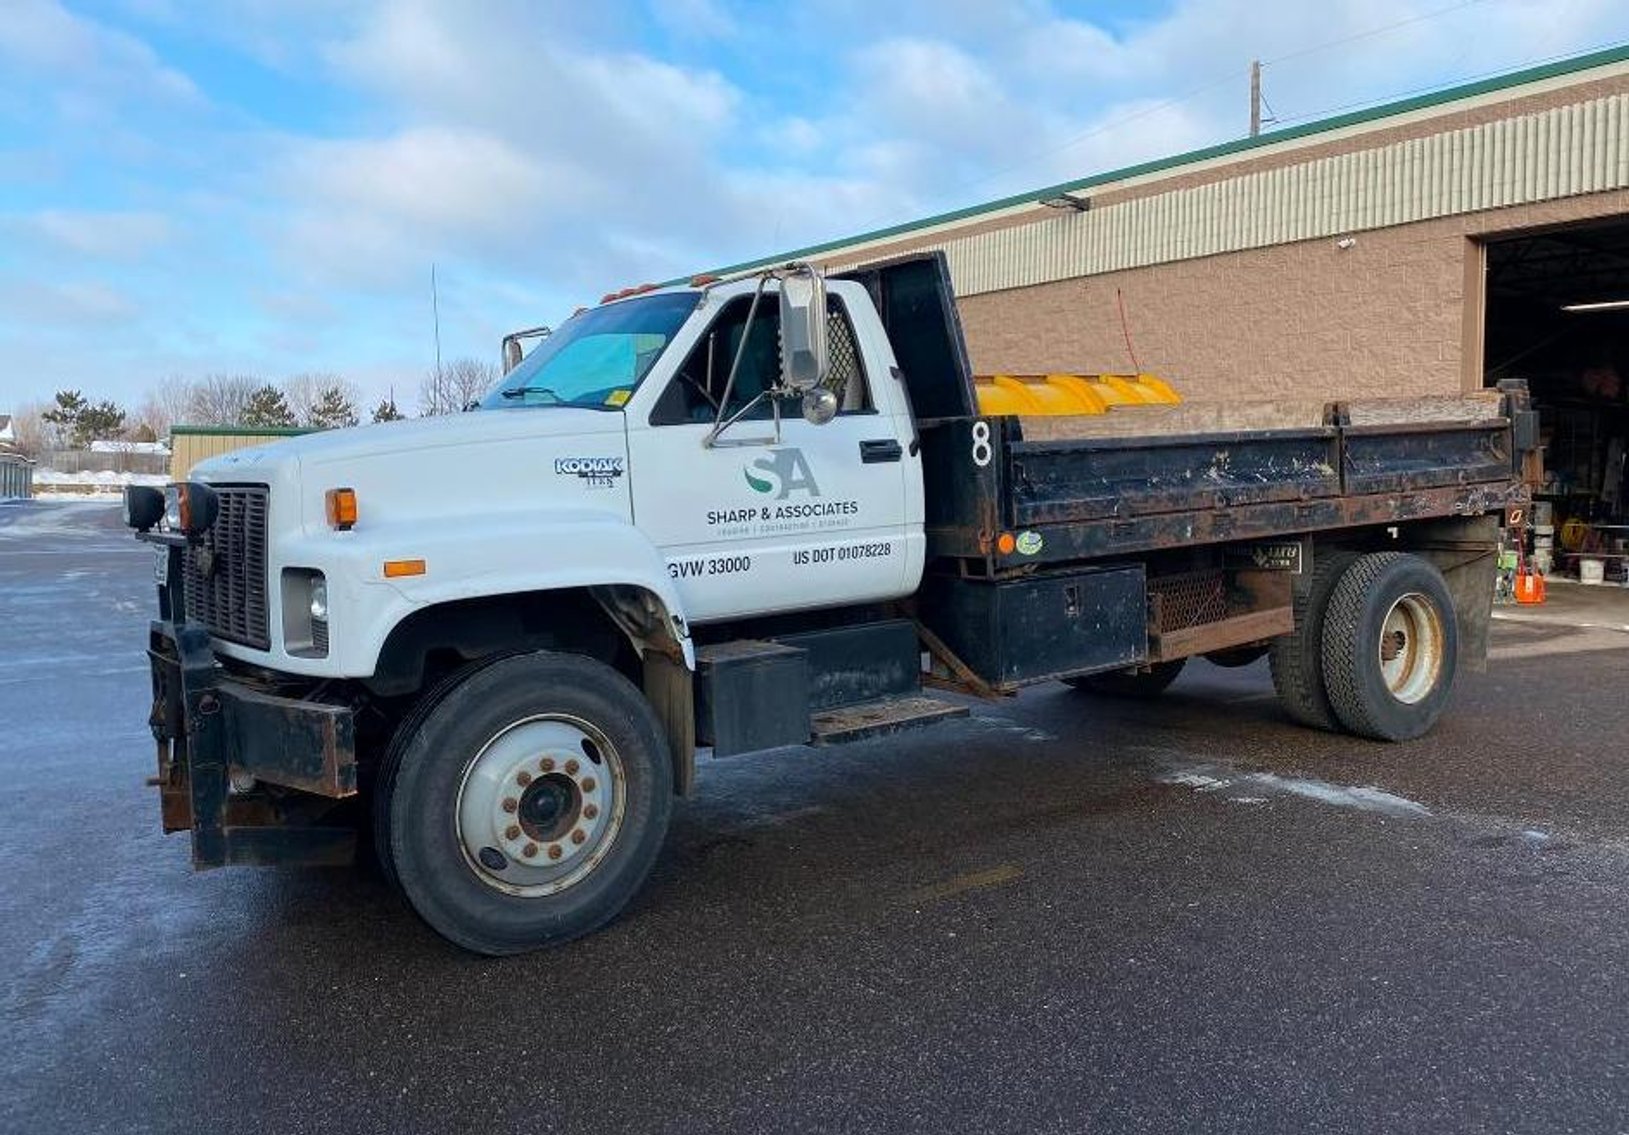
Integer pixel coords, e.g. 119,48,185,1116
1269,548,1359,731
1320,552,1458,742
1064,658,1186,698
377,651,672,955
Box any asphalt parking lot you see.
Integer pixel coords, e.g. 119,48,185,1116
4,498,1629,1134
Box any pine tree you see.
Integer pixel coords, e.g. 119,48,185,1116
76,400,126,445
371,398,405,423
41,389,87,448
241,384,297,428
307,385,359,430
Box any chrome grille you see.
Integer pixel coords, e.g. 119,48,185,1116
183,485,270,649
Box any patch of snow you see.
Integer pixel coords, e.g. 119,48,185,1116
975,717,1058,743
1164,771,1230,792
32,468,167,495
89,439,169,454
1159,762,1430,818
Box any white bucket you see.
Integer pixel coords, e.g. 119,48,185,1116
1579,557,1605,585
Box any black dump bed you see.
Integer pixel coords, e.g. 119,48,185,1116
918,397,1531,571
842,252,1534,575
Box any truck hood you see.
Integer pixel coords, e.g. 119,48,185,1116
191,408,632,534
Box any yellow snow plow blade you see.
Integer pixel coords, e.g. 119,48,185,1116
974,373,1180,416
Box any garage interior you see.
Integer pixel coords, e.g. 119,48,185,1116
1485,219,1629,585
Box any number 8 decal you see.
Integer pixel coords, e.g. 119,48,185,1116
971,420,992,468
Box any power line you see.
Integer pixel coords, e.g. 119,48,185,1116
1267,36,1629,128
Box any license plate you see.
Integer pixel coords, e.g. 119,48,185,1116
153,547,168,586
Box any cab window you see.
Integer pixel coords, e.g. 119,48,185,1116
652,294,873,425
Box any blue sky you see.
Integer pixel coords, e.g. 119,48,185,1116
3,0,1628,416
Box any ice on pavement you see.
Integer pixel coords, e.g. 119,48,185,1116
1160,762,1432,818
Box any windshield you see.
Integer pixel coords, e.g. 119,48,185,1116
482,291,701,410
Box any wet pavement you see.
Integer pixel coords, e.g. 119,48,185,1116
4,498,1629,1133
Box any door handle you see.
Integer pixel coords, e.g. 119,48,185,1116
860,439,903,464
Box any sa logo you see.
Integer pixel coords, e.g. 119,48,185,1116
744,447,821,500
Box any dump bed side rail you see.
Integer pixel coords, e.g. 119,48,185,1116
921,386,1535,570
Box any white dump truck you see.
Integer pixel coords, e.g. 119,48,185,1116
123,253,1533,953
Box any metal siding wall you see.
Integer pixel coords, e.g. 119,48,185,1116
171,433,293,480
0,455,32,499
898,93,1629,297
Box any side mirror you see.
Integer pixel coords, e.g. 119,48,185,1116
500,325,551,375
778,268,828,391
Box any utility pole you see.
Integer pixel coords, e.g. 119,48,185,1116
431,263,444,386
1249,59,1262,138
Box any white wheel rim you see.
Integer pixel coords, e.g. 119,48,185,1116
1377,592,1444,705
455,714,626,897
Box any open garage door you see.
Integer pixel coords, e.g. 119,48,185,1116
1485,219,1629,584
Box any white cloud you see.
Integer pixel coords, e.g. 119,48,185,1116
21,209,173,260
0,0,200,105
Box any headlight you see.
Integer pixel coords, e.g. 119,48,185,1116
162,482,220,538
280,568,329,658
163,486,182,531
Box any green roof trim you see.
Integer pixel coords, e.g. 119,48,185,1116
681,40,1629,283
171,424,317,437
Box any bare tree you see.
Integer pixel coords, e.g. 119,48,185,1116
138,375,194,436
420,357,498,416
187,374,260,426
8,402,49,459
281,372,346,424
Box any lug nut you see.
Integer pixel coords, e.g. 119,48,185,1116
570,830,586,845
565,759,580,775
540,757,555,772
547,844,563,860
505,824,521,840
516,770,533,787
522,842,538,859
583,803,599,820
581,778,597,793
501,797,518,813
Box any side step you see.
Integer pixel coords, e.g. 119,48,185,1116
809,694,969,746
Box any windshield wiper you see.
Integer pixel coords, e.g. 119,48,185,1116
499,385,563,401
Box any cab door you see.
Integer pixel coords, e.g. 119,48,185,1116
626,286,911,624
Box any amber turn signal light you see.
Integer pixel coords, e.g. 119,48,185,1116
325,488,358,531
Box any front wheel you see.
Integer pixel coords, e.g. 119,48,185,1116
377,651,673,955
1320,552,1459,742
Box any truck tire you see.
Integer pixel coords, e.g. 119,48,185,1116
1065,658,1186,698
1320,552,1458,742
1269,548,1359,731
371,651,523,891
376,651,673,955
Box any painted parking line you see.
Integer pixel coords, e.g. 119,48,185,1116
908,863,1024,905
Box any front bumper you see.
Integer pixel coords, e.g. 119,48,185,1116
148,617,359,868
